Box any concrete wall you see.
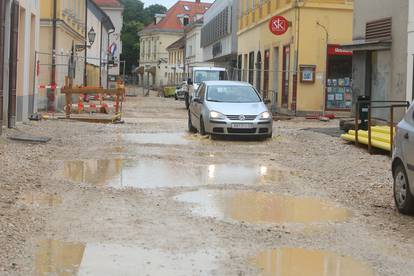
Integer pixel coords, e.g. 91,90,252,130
352,0,409,120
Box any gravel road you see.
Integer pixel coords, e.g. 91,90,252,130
1,91,414,276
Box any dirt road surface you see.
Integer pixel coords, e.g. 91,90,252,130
1,92,414,276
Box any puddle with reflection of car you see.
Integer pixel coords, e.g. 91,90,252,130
175,190,350,224
64,159,286,189
19,193,62,207
251,247,374,276
34,239,224,276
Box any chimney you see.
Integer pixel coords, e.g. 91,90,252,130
154,13,166,24
195,0,200,3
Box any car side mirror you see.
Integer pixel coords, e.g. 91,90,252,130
264,99,271,104
193,97,202,104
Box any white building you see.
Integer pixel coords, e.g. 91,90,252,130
86,0,115,88
94,0,124,86
1,0,40,130
201,0,238,77
185,19,213,73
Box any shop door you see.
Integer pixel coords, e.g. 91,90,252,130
256,51,262,93
8,0,19,128
282,45,290,108
263,50,270,99
272,47,279,107
248,52,254,85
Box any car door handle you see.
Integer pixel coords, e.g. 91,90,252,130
404,133,410,139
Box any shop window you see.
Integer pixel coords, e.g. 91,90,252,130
326,45,353,110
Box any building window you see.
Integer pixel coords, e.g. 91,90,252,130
184,5,190,11
183,17,189,26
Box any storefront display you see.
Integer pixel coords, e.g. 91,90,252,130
326,45,353,110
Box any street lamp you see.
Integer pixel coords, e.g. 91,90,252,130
88,27,96,46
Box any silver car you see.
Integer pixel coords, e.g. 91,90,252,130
392,102,414,214
188,81,273,138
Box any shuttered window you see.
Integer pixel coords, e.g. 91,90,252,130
200,7,230,47
366,17,392,41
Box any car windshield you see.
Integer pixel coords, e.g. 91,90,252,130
206,85,261,103
194,71,222,83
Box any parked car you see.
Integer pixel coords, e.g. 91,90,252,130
392,102,414,214
188,81,273,138
175,81,187,101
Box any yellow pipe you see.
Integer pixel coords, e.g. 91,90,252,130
341,133,391,151
348,130,391,144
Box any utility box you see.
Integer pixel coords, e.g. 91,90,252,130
358,95,370,130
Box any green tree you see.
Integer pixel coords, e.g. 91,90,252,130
120,0,167,74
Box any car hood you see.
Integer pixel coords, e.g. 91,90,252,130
206,101,268,116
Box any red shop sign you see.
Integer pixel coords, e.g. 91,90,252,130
328,45,352,56
269,16,289,36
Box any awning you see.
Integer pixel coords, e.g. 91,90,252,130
341,39,392,51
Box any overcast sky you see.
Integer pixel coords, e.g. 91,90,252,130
143,0,215,9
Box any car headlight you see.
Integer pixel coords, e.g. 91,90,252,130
210,111,226,120
258,111,271,120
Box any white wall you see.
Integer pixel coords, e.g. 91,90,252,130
407,0,414,101
102,7,123,76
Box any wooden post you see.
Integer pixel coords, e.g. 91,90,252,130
355,102,359,146
368,102,372,154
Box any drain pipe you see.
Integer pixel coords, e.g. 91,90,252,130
83,0,88,86
0,0,6,134
49,0,57,112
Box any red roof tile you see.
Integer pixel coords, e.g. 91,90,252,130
93,0,123,8
144,1,211,32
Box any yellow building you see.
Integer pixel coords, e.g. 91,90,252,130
39,0,87,111
237,0,354,115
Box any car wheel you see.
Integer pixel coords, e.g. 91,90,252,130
394,163,414,214
200,117,206,136
188,112,197,133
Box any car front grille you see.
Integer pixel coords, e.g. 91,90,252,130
228,128,257,134
226,115,257,121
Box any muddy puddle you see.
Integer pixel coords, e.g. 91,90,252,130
123,132,192,145
34,239,224,275
64,159,285,189
252,248,374,276
19,193,62,207
175,190,350,224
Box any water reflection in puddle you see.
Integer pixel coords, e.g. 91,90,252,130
175,190,350,224
35,240,223,276
64,159,285,189
123,132,191,145
252,248,374,276
20,193,62,207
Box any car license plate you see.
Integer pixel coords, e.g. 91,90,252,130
232,123,253,129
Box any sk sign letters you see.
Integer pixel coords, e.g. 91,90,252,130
269,16,289,36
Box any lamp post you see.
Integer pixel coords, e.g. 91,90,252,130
83,26,97,85
317,21,329,116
